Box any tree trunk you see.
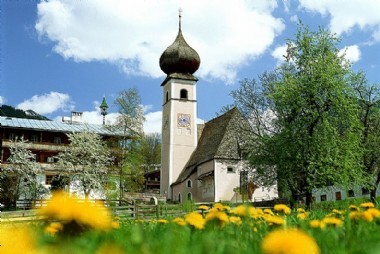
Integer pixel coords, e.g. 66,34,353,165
289,191,298,209
370,174,380,203
305,190,313,210
84,190,90,200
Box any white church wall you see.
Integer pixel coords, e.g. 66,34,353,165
214,160,242,202
198,160,215,201
251,185,278,202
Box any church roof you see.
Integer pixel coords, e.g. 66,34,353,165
172,107,251,185
159,12,200,77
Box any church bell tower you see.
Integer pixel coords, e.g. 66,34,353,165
159,11,201,199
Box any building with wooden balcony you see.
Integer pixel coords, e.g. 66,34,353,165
0,112,119,187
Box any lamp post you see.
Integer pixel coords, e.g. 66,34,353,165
99,97,108,125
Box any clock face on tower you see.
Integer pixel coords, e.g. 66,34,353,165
177,113,191,127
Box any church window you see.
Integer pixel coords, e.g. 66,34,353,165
187,192,192,200
178,193,182,203
320,194,327,202
180,89,188,99
187,179,192,188
348,189,355,197
186,128,191,135
166,91,169,102
227,167,235,173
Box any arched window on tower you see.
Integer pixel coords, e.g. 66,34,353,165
166,91,169,102
180,89,188,100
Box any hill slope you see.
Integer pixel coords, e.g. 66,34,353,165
0,105,50,120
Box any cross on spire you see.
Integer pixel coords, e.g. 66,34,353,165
178,8,182,30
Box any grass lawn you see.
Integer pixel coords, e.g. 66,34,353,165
1,193,379,254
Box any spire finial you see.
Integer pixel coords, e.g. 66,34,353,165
178,8,182,31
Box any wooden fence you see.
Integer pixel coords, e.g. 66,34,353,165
1,200,196,221
112,203,192,220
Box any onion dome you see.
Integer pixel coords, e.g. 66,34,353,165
159,11,200,76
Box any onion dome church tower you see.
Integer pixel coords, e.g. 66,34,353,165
159,10,200,199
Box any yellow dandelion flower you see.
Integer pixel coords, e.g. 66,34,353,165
349,205,360,212
111,221,120,229
230,205,249,217
229,216,242,225
309,220,324,229
263,214,286,226
273,204,291,215
297,208,306,213
261,228,320,254
360,202,375,209
44,222,63,235
0,224,37,254
223,205,231,211
361,211,374,222
185,212,205,230
198,205,209,211
208,207,220,214
322,217,343,227
157,219,169,224
213,203,224,210
349,211,362,221
252,208,264,216
366,208,380,218
332,209,344,215
172,217,187,226
38,191,113,231
205,211,229,227
264,208,274,215
297,212,308,220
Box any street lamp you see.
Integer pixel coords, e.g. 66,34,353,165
99,97,108,125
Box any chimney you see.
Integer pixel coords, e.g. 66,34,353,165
71,111,83,123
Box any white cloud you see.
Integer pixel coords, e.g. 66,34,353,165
0,96,5,105
339,45,361,64
144,111,162,134
299,0,380,42
35,0,284,84
271,44,288,64
16,92,73,115
290,15,299,23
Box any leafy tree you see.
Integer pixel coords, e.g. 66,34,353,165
114,87,145,137
107,88,146,198
139,133,161,170
55,131,113,198
229,24,366,209
352,73,380,201
109,133,161,194
0,138,45,208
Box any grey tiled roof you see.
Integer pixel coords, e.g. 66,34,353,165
0,117,120,136
173,107,251,185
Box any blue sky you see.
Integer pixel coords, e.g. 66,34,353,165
1,0,380,133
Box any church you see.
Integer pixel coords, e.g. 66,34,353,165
159,13,277,203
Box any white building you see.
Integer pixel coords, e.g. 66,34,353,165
159,13,277,203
